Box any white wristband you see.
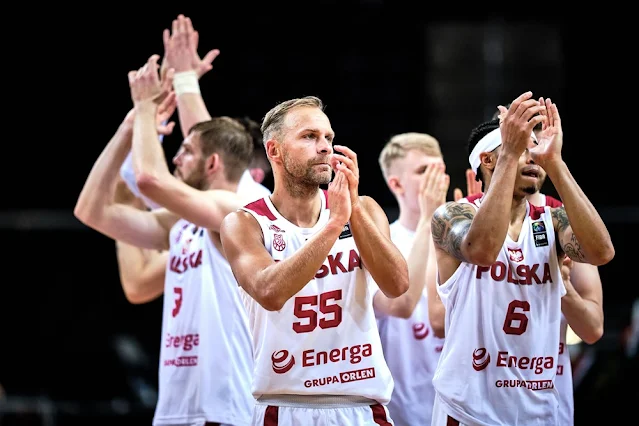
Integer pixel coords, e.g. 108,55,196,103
173,70,200,96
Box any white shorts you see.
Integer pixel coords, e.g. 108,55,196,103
252,399,393,426
431,395,465,426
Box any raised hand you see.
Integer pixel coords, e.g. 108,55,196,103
419,163,450,220
498,91,546,157
530,97,563,167
162,14,220,78
128,55,174,106
331,145,360,208
453,168,482,201
327,171,352,227
156,92,177,135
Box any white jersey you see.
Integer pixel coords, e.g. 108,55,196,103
534,194,574,426
237,169,271,203
240,190,394,404
556,316,573,426
153,219,253,426
376,221,445,426
433,196,565,426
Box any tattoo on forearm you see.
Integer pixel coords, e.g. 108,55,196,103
563,233,586,262
552,207,586,262
432,203,474,262
552,207,570,233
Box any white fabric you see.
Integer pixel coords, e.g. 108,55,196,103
433,199,565,425
252,401,393,426
469,127,538,174
239,190,394,405
376,221,444,426
237,169,271,203
119,131,165,210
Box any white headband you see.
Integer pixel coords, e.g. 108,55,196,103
468,128,538,174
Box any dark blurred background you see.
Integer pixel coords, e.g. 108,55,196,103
2,2,637,425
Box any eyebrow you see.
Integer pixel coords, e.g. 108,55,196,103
300,128,335,138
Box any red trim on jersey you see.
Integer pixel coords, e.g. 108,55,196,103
244,198,277,221
446,415,460,426
263,405,278,425
322,189,329,208
529,204,545,220
465,193,484,204
371,404,392,425
545,194,563,207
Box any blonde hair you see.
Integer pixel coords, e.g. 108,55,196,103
378,132,442,178
261,96,324,143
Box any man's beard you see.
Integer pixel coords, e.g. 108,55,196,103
175,160,207,190
282,151,332,187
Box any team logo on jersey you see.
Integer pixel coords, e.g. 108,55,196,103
532,221,548,247
472,347,491,371
338,223,352,240
272,349,295,374
273,233,286,251
508,248,524,262
412,322,430,340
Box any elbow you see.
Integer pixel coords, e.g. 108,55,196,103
593,244,615,266
463,237,500,267
469,247,499,267
582,325,604,345
259,293,285,312
384,274,409,299
256,286,287,312
136,172,163,198
74,201,98,229
122,285,153,305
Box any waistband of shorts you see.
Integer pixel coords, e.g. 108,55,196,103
256,394,377,408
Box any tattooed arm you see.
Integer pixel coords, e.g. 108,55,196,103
551,205,614,265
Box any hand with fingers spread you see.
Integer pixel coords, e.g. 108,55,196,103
530,97,564,168
498,91,546,157
327,171,352,227
330,145,360,208
162,14,220,78
419,163,450,221
453,168,482,202
128,55,175,106
124,92,178,136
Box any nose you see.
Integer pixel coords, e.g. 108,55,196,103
172,151,182,166
317,137,332,154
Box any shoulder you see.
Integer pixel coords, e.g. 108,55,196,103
434,201,476,220
544,194,563,208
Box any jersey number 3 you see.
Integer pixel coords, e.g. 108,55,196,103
293,290,343,333
503,300,530,335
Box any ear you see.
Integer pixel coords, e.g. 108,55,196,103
265,139,281,164
204,153,221,176
386,175,403,196
249,167,266,183
479,151,497,173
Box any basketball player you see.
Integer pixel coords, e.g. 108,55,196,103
374,132,449,426
220,96,409,425
74,55,255,426
430,92,614,425
493,104,605,426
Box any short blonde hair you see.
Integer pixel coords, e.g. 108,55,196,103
378,132,442,178
261,96,324,143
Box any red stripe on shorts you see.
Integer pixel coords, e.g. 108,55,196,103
370,404,392,425
264,405,278,426
447,415,460,426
